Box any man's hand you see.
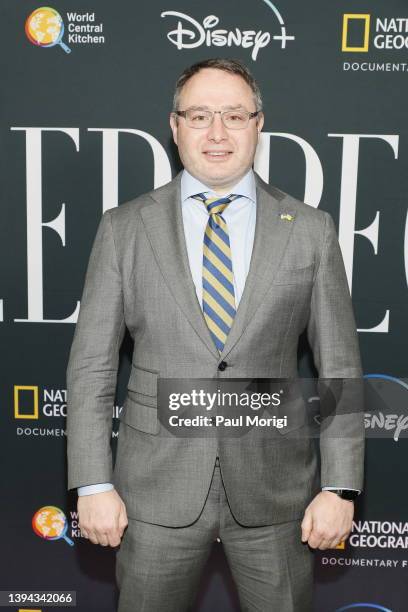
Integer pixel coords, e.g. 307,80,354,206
78,489,128,547
301,491,354,550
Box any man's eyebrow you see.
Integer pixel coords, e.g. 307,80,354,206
185,105,247,111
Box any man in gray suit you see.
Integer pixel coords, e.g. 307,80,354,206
66,58,364,611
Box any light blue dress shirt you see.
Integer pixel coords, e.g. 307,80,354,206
77,168,358,496
180,168,257,307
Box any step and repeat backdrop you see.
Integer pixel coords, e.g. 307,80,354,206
1,0,408,611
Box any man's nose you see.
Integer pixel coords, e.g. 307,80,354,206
207,113,228,141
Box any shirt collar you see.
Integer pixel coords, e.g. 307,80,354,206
181,168,256,204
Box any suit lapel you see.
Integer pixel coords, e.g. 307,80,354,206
219,176,296,360
139,172,220,358
139,171,296,361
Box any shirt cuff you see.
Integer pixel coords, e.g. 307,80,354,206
77,483,114,496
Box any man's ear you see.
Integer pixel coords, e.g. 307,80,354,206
169,112,178,146
256,112,264,135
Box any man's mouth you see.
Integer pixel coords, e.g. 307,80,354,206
203,150,233,160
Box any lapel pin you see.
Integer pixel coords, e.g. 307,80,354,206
280,213,295,221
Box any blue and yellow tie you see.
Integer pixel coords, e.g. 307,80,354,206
191,193,242,352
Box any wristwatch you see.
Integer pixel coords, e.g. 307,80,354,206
329,489,360,501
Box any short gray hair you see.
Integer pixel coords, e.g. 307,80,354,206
172,58,263,113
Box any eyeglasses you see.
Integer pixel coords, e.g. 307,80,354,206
174,109,260,130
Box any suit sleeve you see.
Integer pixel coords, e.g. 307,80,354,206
66,210,126,491
306,211,365,491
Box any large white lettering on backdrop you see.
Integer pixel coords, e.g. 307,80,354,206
5,127,404,334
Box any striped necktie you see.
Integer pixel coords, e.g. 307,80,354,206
191,192,242,352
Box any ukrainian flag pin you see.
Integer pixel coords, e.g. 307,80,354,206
280,213,295,221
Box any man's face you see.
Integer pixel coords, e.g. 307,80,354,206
170,68,264,194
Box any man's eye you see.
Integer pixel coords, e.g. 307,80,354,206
229,114,245,122
192,114,207,121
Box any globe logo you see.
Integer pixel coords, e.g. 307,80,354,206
25,7,71,53
32,505,74,546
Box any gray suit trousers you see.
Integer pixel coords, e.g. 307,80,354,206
115,458,314,612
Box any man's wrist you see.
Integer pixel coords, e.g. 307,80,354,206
77,483,114,496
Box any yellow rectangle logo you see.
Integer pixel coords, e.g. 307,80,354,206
14,385,39,419
342,14,370,52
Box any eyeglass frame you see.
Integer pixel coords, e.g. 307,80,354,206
173,108,261,130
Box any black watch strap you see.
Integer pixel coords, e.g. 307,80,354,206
330,489,360,501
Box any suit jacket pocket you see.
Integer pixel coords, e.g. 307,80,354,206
273,263,314,285
120,393,159,435
127,363,158,397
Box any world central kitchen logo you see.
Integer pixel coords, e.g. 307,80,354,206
25,7,105,52
342,13,408,52
161,0,295,61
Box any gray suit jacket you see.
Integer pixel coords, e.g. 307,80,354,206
66,170,364,527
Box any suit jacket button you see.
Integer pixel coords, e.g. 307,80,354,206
218,361,228,371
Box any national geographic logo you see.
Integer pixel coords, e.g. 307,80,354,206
14,385,67,438
342,14,370,52
14,385,66,419
14,385,39,419
349,520,408,550
333,520,408,553
13,385,122,439
321,521,408,572
341,14,408,73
